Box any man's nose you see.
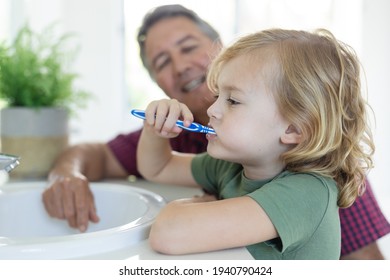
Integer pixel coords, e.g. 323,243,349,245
171,53,191,77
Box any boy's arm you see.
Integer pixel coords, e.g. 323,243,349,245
149,196,278,255
137,121,199,188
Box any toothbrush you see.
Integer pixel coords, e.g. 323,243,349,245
131,109,216,135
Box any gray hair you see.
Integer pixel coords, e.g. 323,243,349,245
137,4,221,74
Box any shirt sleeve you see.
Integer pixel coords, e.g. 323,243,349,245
339,179,390,255
107,129,142,177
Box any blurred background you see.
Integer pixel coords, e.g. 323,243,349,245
0,0,389,255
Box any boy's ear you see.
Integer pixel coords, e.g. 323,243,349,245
281,124,303,144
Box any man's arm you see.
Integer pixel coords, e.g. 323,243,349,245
48,143,127,181
42,143,128,231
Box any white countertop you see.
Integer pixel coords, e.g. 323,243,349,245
82,239,253,260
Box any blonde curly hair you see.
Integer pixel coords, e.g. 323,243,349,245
207,29,374,208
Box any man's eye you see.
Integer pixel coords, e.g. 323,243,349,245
182,45,198,53
155,59,170,71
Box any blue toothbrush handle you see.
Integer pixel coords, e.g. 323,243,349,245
175,120,216,134
130,109,216,135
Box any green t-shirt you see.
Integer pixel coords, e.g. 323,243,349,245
191,153,340,260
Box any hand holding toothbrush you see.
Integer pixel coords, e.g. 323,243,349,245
132,99,215,137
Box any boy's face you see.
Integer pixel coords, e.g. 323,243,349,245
206,54,292,179
144,17,222,121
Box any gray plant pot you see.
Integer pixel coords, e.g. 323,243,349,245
0,107,69,178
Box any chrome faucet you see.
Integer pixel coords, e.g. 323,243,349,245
0,153,20,173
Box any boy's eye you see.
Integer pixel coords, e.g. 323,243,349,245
227,98,239,105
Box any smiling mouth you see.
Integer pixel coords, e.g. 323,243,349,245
182,76,206,93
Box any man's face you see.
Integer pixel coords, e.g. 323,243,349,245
144,17,222,121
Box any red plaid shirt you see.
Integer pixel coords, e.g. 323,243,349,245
108,129,390,256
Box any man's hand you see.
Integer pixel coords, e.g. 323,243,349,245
42,174,100,232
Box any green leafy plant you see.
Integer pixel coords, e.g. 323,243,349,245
0,24,90,112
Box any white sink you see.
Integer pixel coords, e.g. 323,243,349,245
0,181,165,259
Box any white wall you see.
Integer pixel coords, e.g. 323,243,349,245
361,0,390,216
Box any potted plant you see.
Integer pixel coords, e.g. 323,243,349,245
0,24,90,178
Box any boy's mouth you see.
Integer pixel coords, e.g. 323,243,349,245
206,124,217,140
206,132,217,141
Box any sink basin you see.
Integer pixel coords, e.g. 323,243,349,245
0,181,165,259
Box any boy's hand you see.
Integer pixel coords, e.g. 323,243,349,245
145,99,194,137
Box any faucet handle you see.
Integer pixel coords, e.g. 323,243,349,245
0,153,20,173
